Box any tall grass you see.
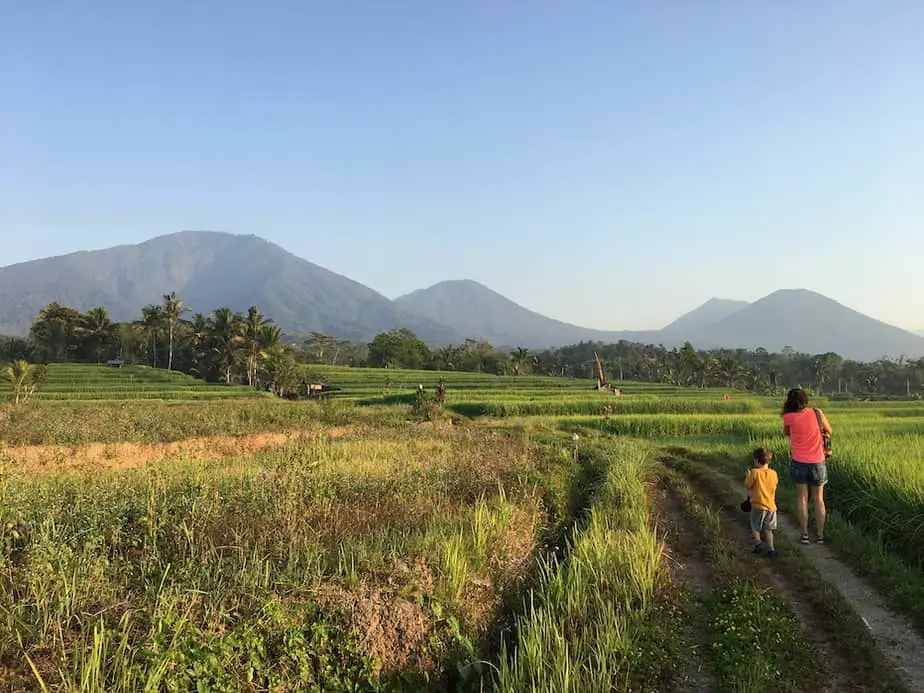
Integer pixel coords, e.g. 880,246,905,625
0,430,554,689
495,440,679,691
0,399,401,445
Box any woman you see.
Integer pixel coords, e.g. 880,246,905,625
782,387,832,544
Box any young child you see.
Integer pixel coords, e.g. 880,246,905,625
745,447,779,557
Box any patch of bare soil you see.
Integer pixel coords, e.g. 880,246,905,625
647,478,715,693
0,427,356,471
721,473,924,693
314,562,439,678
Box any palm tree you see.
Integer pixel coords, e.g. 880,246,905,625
696,355,718,388
209,307,244,384
163,292,191,372
186,313,210,376
250,324,283,388
509,347,531,375
717,357,745,388
79,307,115,363
3,360,48,404
139,305,166,368
242,306,273,387
436,346,460,371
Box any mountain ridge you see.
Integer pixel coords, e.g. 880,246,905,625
0,231,463,344
1,231,922,360
393,279,660,348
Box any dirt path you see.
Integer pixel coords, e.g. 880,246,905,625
647,478,715,693
656,470,869,693
0,427,353,471
704,489,865,693
718,470,924,693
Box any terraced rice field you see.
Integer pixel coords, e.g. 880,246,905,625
2,363,262,401
2,364,924,691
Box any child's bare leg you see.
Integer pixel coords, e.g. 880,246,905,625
763,529,775,551
751,529,761,544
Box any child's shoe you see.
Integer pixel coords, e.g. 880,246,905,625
766,549,777,558
752,543,764,554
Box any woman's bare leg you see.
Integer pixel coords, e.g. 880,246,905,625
811,484,826,537
795,484,809,535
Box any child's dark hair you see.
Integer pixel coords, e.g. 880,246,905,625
753,447,771,465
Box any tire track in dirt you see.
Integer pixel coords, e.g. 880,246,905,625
720,514,862,693
717,471,924,693
661,456,904,693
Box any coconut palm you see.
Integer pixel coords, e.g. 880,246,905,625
79,307,116,363
163,292,191,372
509,347,531,375
139,305,166,368
209,307,244,384
186,313,210,376
76,307,115,363
251,324,284,388
3,360,48,404
242,306,273,387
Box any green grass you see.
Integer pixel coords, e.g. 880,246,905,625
494,441,689,691
662,455,911,693
1,364,262,402
0,428,559,690
4,362,924,689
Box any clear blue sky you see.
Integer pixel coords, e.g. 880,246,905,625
2,1,922,331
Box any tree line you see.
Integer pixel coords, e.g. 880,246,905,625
0,297,305,397
1,295,923,399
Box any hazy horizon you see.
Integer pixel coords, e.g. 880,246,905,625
3,3,922,331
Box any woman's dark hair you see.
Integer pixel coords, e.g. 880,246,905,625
782,387,809,414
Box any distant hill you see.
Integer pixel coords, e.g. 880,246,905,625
681,290,924,361
0,231,461,344
659,298,749,336
2,233,922,360
393,280,660,348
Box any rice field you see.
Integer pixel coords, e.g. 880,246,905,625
1,364,262,402
2,363,924,691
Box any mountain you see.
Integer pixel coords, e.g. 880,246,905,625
659,298,750,336
393,280,660,349
681,289,924,361
3,233,922,360
396,282,924,359
0,231,461,343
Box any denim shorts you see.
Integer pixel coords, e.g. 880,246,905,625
789,460,828,486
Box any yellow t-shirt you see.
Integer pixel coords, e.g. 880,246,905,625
745,466,778,512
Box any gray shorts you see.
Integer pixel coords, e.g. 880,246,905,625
750,507,777,533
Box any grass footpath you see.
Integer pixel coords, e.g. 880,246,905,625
662,453,911,693
656,464,819,693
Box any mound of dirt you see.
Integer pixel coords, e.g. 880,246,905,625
314,578,437,676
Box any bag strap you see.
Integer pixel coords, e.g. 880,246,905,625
813,408,825,435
